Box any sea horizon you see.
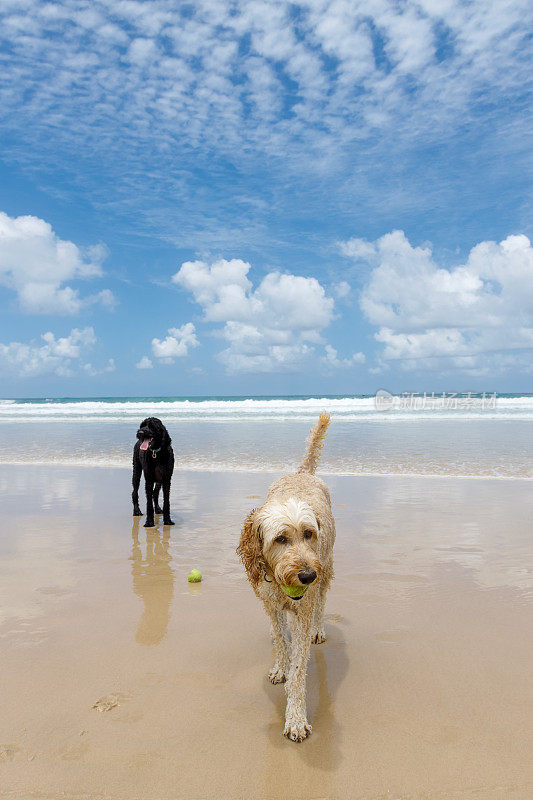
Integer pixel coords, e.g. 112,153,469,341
2,391,531,401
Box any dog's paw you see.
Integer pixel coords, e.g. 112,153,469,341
268,664,287,684
163,518,175,526
143,520,155,528
132,509,143,517
311,628,326,644
155,507,163,515
284,718,312,742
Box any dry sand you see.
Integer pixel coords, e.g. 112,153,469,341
0,465,532,800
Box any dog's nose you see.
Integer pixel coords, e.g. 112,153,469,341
298,568,317,585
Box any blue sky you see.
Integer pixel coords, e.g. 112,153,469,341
0,0,532,397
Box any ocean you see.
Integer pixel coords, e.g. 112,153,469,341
0,393,532,478
0,392,533,478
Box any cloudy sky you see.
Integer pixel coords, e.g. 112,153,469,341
1,0,532,396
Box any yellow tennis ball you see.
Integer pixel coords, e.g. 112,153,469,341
281,584,306,599
188,569,202,583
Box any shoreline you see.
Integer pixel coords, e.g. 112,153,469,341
0,459,531,480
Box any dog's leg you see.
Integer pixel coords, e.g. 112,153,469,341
144,479,155,527
132,451,142,516
284,612,313,741
311,561,333,643
311,581,328,644
162,479,174,525
265,606,290,684
311,588,327,644
153,483,163,515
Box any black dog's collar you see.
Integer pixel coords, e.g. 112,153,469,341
151,446,161,458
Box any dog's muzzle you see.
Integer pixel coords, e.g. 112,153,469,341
298,568,317,585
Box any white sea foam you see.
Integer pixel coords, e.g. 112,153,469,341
2,457,531,480
0,395,532,421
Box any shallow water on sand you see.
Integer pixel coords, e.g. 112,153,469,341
0,466,532,799
0,416,532,478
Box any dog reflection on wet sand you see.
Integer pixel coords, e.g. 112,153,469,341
131,519,175,646
237,413,335,742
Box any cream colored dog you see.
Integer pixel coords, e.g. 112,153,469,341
237,412,335,741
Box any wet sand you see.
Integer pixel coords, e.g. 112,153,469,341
0,465,532,800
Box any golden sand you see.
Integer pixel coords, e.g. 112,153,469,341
0,465,532,799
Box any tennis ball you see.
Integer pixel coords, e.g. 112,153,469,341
188,569,202,583
281,584,307,599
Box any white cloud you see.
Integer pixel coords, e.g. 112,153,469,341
127,37,158,65
0,211,114,315
0,0,529,205
135,355,153,369
322,344,365,368
83,357,116,376
173,259,253,322
173,257,340,373
338,238,377,262
332,280,351,299
0,327,101,377
93,289,117,310
151,322,199,363
345,230,533,373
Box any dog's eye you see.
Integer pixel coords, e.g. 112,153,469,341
303,530,314,539
274,535,288,544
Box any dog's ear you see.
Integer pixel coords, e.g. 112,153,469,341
236,508,265,587
151,418,169,444
162,425,171,448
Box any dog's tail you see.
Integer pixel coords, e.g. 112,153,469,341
297,411,331,475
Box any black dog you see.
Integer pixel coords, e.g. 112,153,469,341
132,417,174,527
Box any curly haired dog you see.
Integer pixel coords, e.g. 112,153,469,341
237,412,335,742
132,417,174,528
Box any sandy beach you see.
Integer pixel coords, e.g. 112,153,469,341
1,464,532,800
